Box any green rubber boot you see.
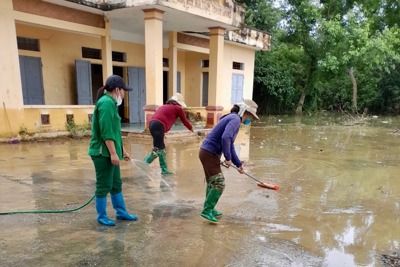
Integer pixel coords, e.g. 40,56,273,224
144,149,158,164
206,186,223,217
157,149,174,175
200,187,222,224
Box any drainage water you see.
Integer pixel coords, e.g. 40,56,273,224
130,159,172,188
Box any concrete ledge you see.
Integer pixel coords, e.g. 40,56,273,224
123,129,210,143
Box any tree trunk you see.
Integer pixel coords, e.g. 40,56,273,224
295,53,317,116
296,88,306,115
348,67,358,111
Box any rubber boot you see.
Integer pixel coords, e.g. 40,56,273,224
206,186,223,217
200,188,222,223
96,197,115,226
144,149,158,164
111,192,137,221
157,149,174,175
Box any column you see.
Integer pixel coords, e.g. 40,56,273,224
206,27,225,128
0,0,24,136
101,16,113,82
143,9,164,130
168,31,178,98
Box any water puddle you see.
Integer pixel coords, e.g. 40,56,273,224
1,116,399,266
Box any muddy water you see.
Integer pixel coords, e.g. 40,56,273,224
0,116,399,267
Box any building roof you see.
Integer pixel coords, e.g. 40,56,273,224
44,0,271,51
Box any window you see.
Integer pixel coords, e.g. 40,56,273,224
41,114,50,125
17,37,40,51
66,114,74,124
163,58,169,67
233,62,244,70
201,60,209,68
112,51,126,62
82,47,102,60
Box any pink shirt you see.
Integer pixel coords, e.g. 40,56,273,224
150,104,193,132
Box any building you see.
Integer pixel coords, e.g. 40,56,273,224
0,0,270,138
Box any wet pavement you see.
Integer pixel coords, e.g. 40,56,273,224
1,116,399,267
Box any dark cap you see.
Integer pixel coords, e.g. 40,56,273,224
104,75,133,91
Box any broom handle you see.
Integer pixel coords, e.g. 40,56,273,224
197,132,276,189
221,162,263,184
195,133,267,186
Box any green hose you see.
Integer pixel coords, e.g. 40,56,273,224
0,194,95,215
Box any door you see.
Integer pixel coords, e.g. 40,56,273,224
75,60,93,105
177,72,181,93
202,72,209,107
231,74,244,104
19,56,44,105
128,67,146,123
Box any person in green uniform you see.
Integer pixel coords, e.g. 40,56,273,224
88,75,137,226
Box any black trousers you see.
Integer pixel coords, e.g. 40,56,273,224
149,120,165,149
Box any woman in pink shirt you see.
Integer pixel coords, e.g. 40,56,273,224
144,93,193,174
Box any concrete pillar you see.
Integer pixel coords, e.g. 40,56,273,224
0,0,24,137
143,9,164,130
0,0,23,108
168,31,178,98
101,16,113,82
206,27,225,128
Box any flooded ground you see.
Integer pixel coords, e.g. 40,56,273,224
0,115,399,267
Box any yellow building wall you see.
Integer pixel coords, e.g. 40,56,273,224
183,43,255,112
23,106,93,133
16,24,149,106
113,40,146,68
184,51,209,107
222,42,255,108
16,24,100,105
4,23,256,138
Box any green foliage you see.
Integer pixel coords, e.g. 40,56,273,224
18,124,28,136
236,0,282,41
253,47,298,114
65,121,91,137
241,0,400,115
370,64,400,114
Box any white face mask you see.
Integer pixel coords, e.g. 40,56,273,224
116,94,123,106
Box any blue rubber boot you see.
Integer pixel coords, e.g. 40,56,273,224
95,197,115,226
111,192,137,221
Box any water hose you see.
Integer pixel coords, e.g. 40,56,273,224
0,194,95,215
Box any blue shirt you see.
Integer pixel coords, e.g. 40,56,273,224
201,113,242,167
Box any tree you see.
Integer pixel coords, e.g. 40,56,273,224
318,8,400,112
239,0,400,115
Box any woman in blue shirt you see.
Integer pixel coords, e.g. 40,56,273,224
199,99,259,223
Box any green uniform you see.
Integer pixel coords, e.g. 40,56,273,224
88,94,123,198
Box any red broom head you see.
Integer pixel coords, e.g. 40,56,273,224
257,182,279,190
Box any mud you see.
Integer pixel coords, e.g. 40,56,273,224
1,116,399,266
